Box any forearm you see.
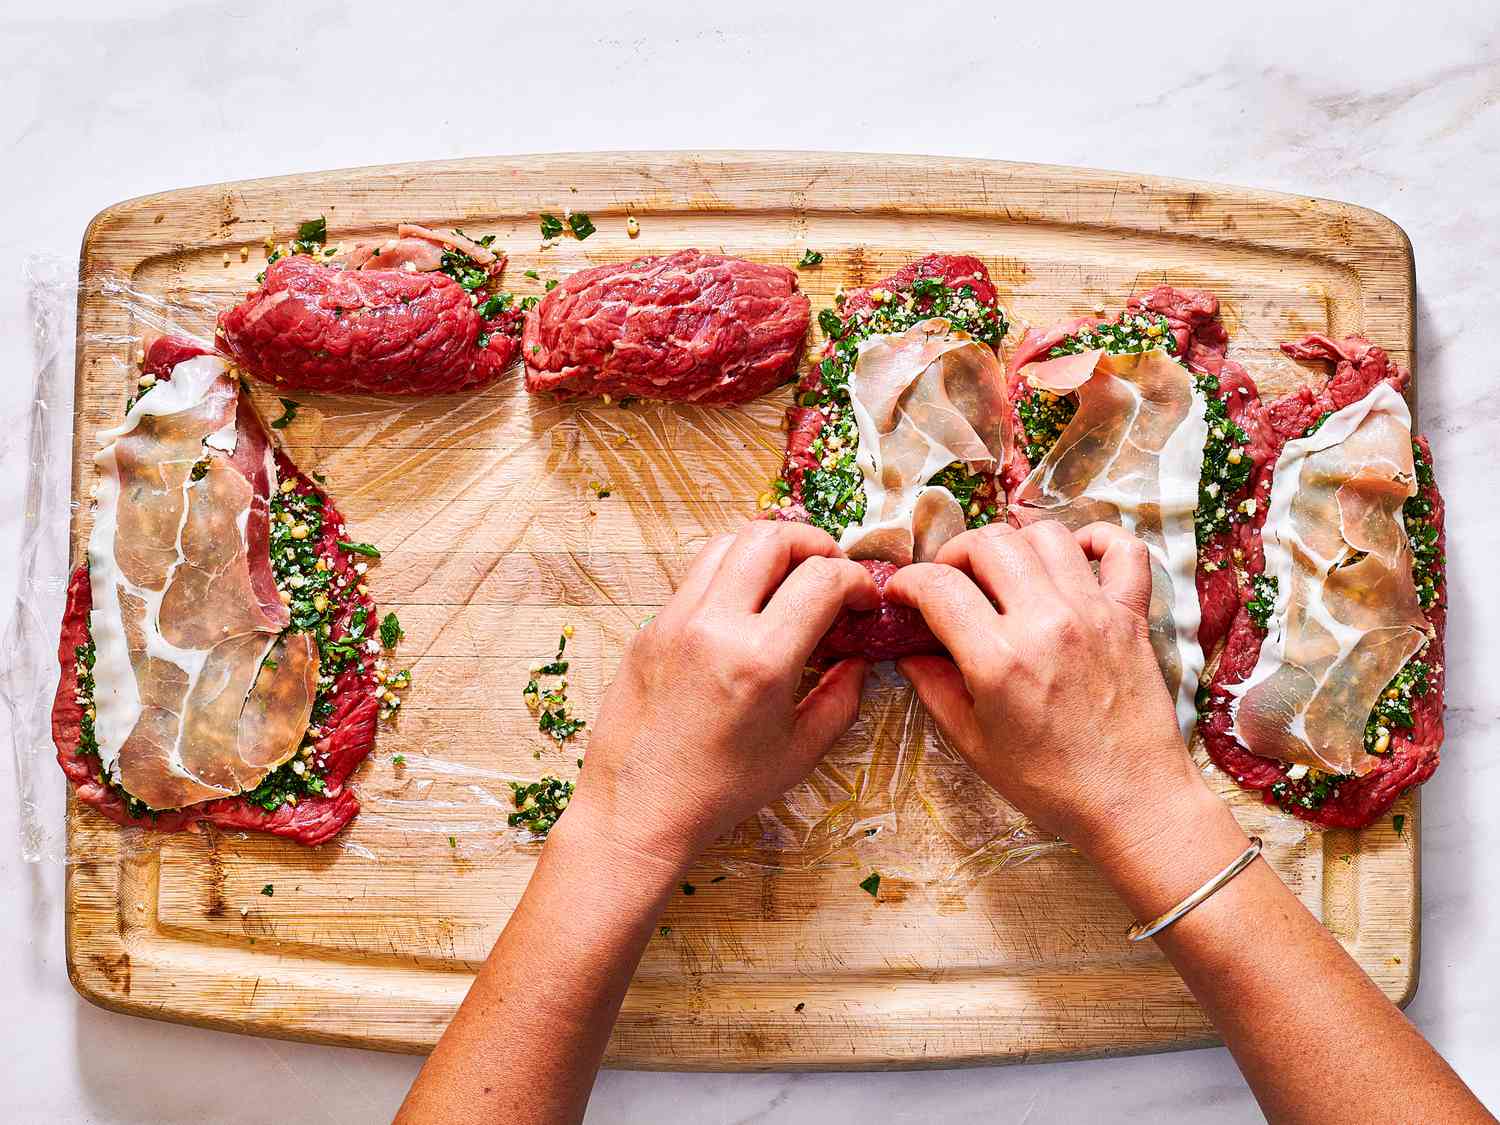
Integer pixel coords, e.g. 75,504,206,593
1088,787,1490,1125
396,809,682,1125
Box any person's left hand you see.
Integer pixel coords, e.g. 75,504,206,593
562,521,880,874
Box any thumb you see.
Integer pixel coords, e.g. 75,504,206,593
791,658,870,755
896,655,985,757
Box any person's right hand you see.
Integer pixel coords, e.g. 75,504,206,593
885,520,1219,861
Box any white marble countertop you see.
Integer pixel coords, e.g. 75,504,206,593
2,2,1496,1121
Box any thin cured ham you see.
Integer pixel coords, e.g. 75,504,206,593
840,318,1013,565
1010,348,1208,739
86,354,319,809
1227,381,1430,775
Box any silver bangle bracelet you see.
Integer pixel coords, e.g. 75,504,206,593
1125,836,1263,942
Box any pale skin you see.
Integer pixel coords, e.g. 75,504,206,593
397,521,1492,1125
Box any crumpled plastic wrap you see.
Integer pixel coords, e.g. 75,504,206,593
3,255,1076,883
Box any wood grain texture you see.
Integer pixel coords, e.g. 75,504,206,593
64,151,1420,1068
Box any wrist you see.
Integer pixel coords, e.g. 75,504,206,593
553,782,702,887
1075,777,1250,922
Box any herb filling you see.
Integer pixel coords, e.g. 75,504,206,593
778,277,1008,539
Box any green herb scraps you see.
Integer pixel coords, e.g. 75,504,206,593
523,629,585,743
509,776,574,836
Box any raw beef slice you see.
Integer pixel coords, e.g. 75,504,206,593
1198,335,1445,828
218,254,520,395
522,249,811,404
53,338,381,845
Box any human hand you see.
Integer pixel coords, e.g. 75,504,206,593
564,521,880,874
885,521,1216,860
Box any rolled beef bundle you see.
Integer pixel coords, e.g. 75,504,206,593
218,225,522,396
523,249,811,404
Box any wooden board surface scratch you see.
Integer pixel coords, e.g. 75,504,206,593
65,151,1419,1068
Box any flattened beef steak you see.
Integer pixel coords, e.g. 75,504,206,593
54,337,383,845
1198,336,1445,828
1006,287,1273,658
522,249,811,404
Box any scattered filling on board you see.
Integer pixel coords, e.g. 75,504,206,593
780,277,1007,539
509,776,574,835
539,212,595,241
522,627,585,744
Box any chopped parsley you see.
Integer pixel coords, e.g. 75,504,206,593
1193,373,1254,546
270,398,300,430
929,462,998,526
337,541,380,559
261,883,275,897
782,275,1008,538
1247,574,1278,631
379,612,404,649
1365,656,1431,753
859,872,881,897
1270,770,1342,813
567,212,595,240
509,776,574,836
1393,814,1406,836
1404,441,1443,609
681,882,697,896
539,213,564,239
797,249,824,268
262,216,329,277
1016,390,1077,465
295,217,327,244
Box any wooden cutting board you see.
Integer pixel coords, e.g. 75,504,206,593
65,151,1420,1068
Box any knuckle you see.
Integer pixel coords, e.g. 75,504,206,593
1028,519,1071,544
1034,606,1081,643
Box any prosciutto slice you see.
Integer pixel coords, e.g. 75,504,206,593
88,355,318,809
1228,381,1429,774
840,318,1012,565
1010,348,1208,739
341,222,497,273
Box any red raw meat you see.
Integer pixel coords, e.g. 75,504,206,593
812,560,942,665
52,339,380,845
218,255,519,395
522,250,811,404
1197,336,1442,828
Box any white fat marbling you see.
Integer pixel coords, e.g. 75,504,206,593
1,2,1497,1122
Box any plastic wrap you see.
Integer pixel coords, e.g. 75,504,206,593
4,256,1074,883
